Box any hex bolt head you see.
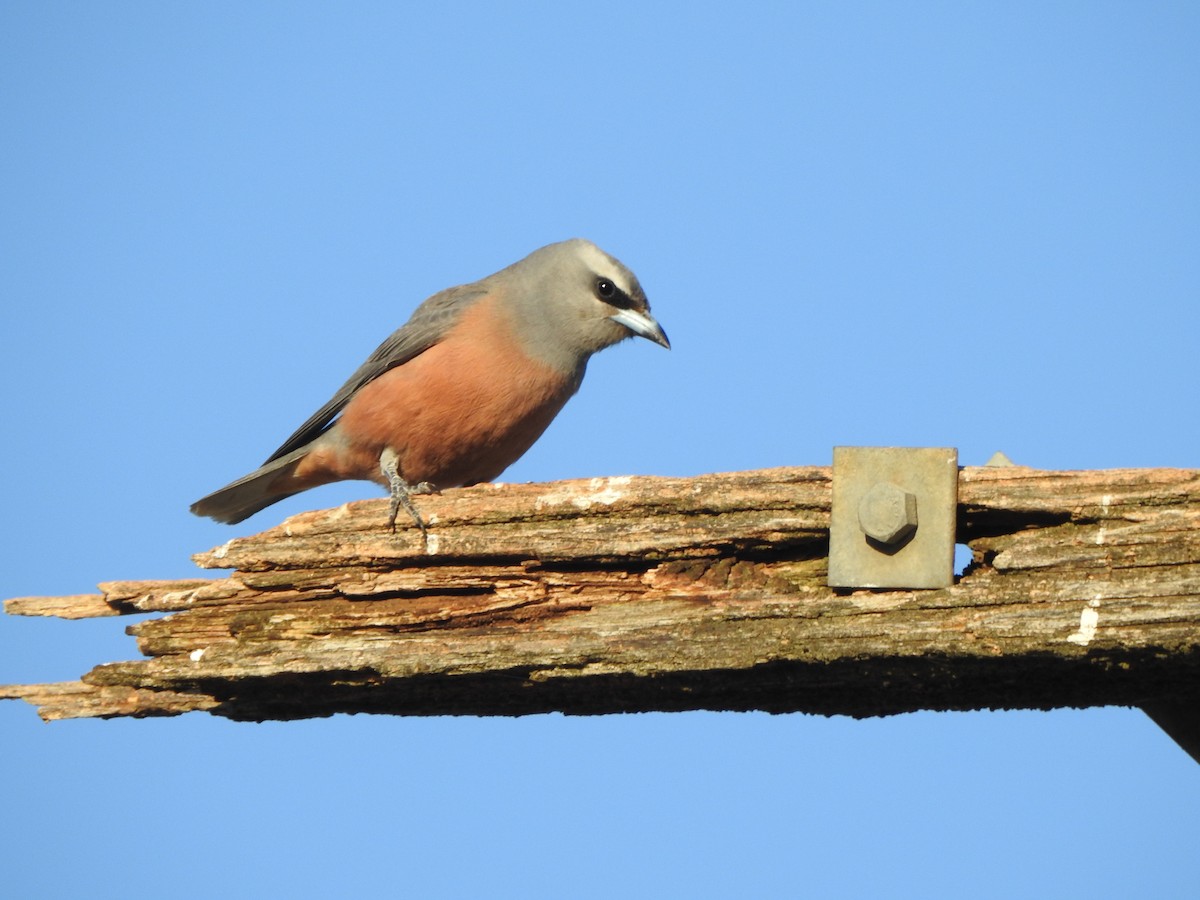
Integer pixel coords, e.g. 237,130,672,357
858,482,918,545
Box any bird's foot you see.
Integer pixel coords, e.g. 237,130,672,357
379,449,429,547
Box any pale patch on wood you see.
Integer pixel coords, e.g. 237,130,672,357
162,589,199,607
1067,598,1102,646
536,475,632,510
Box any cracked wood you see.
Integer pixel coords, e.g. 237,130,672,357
2,466,1198,722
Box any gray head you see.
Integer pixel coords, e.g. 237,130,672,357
490,238,669,373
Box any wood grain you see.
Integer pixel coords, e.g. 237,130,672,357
4,466,1198,724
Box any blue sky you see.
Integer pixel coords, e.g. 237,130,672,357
2,3,1198,897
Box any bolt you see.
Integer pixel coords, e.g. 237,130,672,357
858,482,918,545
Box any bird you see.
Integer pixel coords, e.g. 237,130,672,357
190,238,669,534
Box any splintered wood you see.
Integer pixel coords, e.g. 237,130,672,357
3,467,1198,723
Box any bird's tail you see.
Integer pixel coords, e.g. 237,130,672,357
190,446,312,525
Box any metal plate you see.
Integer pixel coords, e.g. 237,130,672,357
828,446,958,589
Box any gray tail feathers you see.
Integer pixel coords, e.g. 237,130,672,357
190,447,311,525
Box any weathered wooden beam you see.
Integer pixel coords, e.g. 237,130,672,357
3,466,1198,730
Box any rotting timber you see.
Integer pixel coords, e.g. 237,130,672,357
2,466,1198,729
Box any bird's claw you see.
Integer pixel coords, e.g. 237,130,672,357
380,449,430,548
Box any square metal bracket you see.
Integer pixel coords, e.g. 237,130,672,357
828,446,958,589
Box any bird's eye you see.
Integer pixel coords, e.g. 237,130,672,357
595,278,616,300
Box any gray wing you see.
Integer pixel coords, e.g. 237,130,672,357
263,282,490,463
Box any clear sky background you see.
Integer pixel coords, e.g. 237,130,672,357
2,3,1198,897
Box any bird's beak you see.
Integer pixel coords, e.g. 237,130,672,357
610,308,670,349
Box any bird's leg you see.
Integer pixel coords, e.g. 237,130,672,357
379,448,428,544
